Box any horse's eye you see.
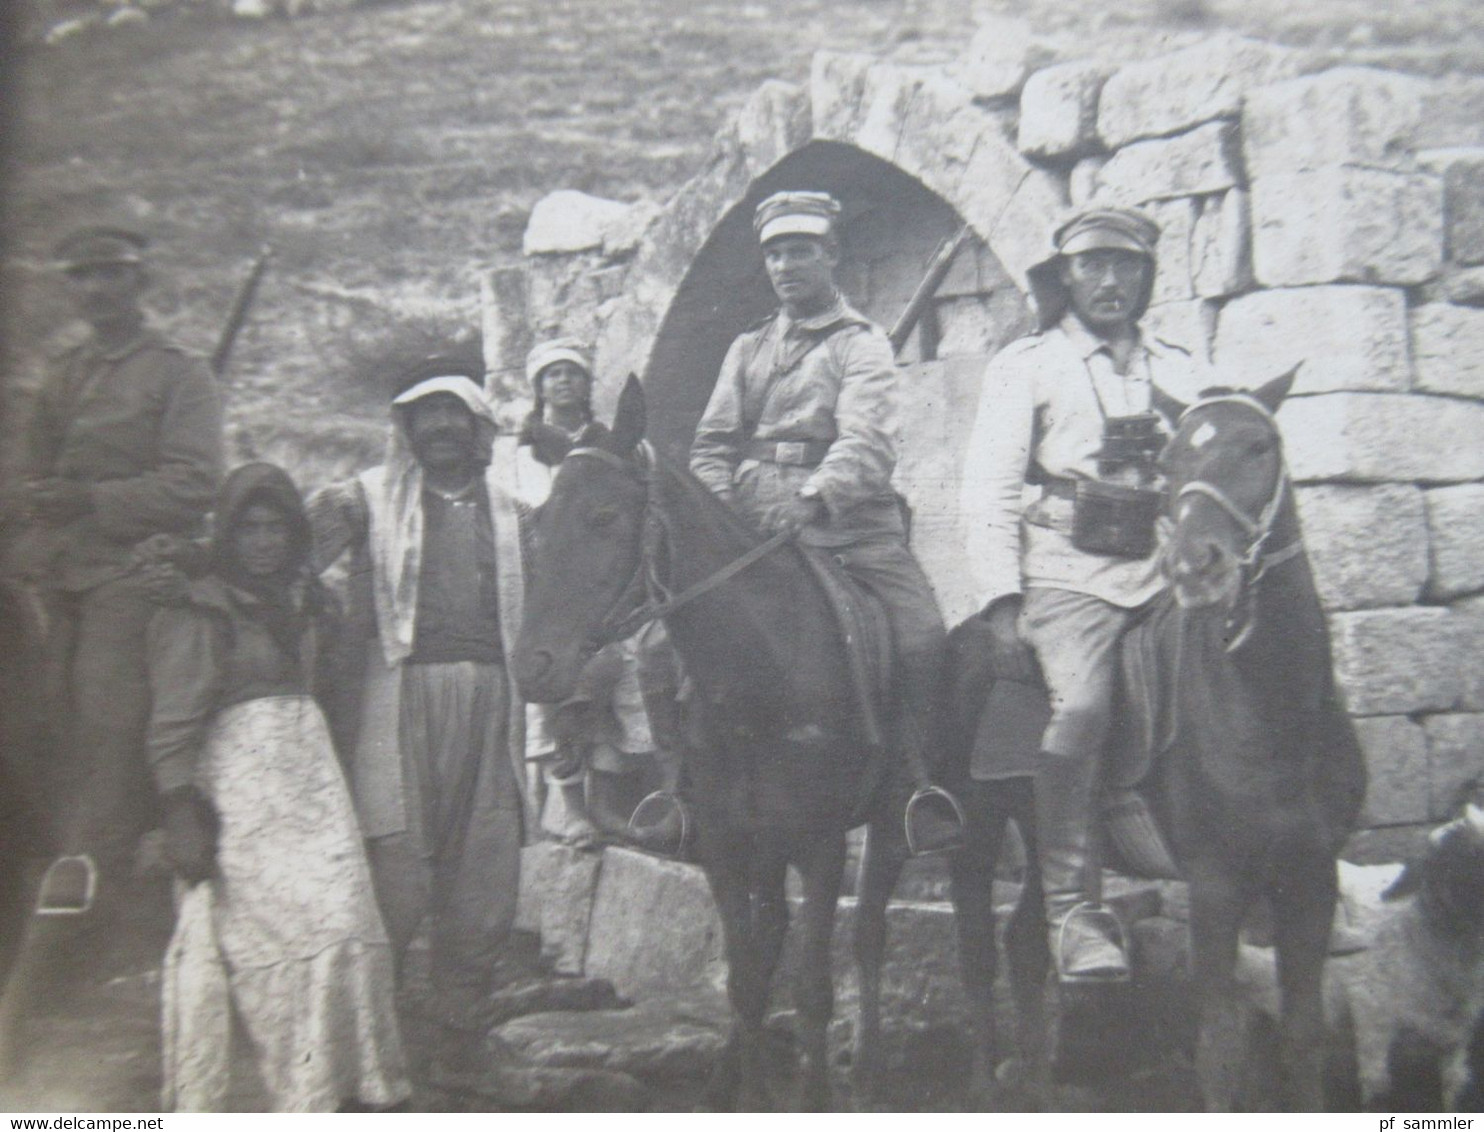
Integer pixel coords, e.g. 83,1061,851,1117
588,507,620,530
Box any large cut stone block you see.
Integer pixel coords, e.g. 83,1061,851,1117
1146,198,1196,305
1018,59,1111,159
1294,485,1428,611
1418,264,1484,308
1279,393,1484,484
853,62,944,168
1354,716,1429,826
775,897,966,1067
1214,287,1410,396
1418,148,1484,266
955,15,1053,100
1426,484,1484,601
894,74,993,206
1093,122,1242,205
1410,302,1484,399
583,848,725,1001
1142,299,1217,360
1097,34,1303,148
1425,714,1484,820
515,842,605,975
495,994,729,1084
735,80,811,179
809,50,875,143
1251,168,1443,286
1242,68,1429,180
1191,189,1253,298
1417,76,1484,149
988,166,1069,292
1330,607,1471,715
524,190,631,256
956,130,1041,252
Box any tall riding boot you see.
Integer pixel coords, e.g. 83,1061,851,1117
897,652,967,857
1036,749,1129,983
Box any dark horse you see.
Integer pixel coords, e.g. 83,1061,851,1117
1136,369,1366,1109
514,377,1012,1108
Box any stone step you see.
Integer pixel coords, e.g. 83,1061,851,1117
493,993,730,1084
485,975,627,1028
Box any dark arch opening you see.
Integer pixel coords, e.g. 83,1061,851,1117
641,140,970,461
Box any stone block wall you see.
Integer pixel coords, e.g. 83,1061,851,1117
488,29,1484,856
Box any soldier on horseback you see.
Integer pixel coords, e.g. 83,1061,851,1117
688,190,965,856
961,206,1209,983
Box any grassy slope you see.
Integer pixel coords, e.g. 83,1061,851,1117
6,0,1483,483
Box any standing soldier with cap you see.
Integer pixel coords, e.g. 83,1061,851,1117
689,190,964,855
12,225,223,912
960,206,1208,983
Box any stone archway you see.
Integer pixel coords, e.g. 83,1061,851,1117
640,139,1033,623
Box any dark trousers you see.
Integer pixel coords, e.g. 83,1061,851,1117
40,576,160,887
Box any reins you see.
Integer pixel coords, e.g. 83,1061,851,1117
565,442,794,647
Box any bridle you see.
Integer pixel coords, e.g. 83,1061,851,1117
563,441,793,650
1168,393,1303,651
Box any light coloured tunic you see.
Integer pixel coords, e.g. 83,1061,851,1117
961,313,1211,611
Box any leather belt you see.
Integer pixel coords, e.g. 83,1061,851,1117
744,438,831,467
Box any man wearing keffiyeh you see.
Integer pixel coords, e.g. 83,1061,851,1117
307,354,533,1042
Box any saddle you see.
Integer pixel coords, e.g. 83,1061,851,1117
952,594,1182,879
796,547,893,748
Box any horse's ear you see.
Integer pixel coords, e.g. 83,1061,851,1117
1152,385,1187,424
1251,364,1300,415
609,374,647,456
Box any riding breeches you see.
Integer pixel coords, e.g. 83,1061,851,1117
816,535,947,662
1017,587,1142,763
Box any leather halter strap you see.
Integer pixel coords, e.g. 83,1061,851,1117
563,442,794,647
1172,395,1297,575
1170,394,1302,651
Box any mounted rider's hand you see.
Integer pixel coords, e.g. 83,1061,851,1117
981,595,1038,684
162,786,220,885
764,496,826,536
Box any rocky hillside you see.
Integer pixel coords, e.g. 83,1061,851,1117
5,0,1483,488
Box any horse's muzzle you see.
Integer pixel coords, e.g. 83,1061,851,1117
1166,537,1241,611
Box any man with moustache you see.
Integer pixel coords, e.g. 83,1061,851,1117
308,357,532,1041
961,207,1208,983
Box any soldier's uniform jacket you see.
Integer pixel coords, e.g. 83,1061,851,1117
961,312,1211,611
690,295,901,547
22,329,223,590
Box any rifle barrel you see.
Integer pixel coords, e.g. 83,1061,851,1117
210,245,273,380
887,225,973,357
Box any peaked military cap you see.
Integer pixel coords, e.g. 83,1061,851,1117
1052,207,1160,258
753,191,842,245
53,225,149,270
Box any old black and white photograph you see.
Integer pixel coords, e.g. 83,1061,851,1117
0,0,1481,1114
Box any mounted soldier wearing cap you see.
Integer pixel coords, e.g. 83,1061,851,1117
960,206,1211,984
689,190,965,855
8,225,223,915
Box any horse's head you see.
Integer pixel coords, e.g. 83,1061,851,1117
514,376,651,703
1157,367,1296,612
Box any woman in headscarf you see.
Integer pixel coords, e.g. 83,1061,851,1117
146,463,409,1112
